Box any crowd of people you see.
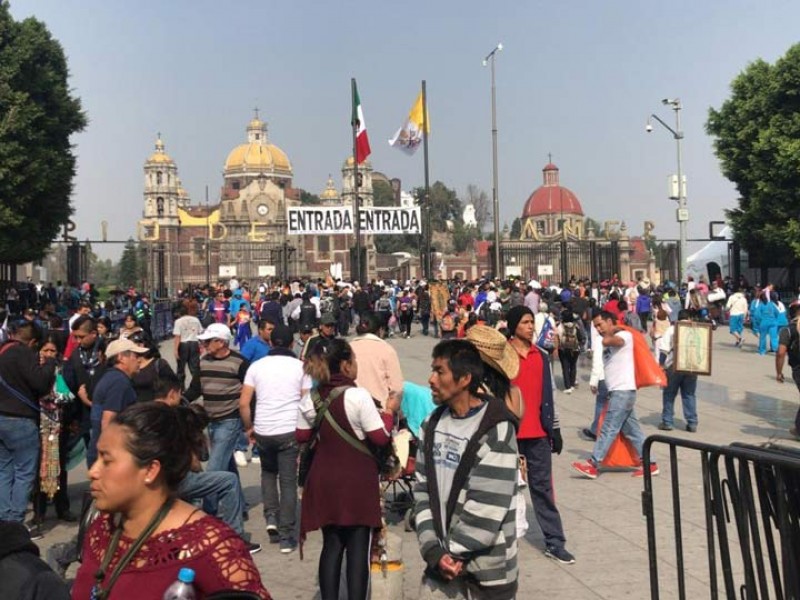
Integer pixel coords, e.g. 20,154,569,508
1,269,799,599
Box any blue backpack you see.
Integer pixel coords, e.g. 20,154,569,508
537,318,555,350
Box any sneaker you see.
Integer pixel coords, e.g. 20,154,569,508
658,422,674,431
247,541,262,555
544,545,576,565
564,388,573,395
581,428,597,441
266,518,280,544
280,539,297,554
571,460,598,480
632,463,660,478
250,455,260,464
26,522,44,541
686,424,698,433
234,450,248,468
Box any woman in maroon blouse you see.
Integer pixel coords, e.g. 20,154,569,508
72,402,270,600
297,338,398,600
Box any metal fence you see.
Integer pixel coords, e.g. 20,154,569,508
642,435,800,599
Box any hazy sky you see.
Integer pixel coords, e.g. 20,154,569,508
12,1,800,260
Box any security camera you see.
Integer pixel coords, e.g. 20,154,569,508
645,123,653,133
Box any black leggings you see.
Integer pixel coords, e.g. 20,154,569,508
319,525,372,600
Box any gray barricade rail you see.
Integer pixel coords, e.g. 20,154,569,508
642,436,799,600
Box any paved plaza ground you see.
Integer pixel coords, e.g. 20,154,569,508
34,325,800,598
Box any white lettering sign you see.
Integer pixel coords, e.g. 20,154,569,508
287,206,422,235
359,207,421,235
287,207,354,235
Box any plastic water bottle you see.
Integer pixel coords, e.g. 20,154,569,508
163,567,197,600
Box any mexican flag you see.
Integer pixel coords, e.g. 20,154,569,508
351,82,371,164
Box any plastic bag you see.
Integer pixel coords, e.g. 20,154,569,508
596,404,640,468
619,324,667,388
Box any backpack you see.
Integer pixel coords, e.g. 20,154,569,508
537,318,555,350
377,298,391,312
320,296,334,315
560,322,579,351
440,312,455,332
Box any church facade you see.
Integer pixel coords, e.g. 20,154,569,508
138,114,376,293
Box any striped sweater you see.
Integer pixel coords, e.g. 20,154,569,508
185,350,249,420
413,396,519,596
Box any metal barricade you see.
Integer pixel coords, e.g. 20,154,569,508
642,435,800,600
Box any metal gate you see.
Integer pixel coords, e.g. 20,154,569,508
500,240,620,283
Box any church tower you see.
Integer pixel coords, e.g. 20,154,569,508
143,134,180,226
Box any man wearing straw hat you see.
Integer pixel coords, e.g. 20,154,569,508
506,305,576,565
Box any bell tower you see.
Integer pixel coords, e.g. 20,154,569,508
143,134,180,225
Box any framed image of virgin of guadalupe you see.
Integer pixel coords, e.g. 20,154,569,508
674,320,713,375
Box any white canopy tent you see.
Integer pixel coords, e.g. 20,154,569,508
685,226,731,282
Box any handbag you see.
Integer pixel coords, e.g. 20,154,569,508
322,392,401,479
297,386,347,487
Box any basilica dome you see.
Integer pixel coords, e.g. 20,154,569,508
223,115,292,180
521,162,583,218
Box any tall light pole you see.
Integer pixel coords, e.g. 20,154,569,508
483,43,502,278
647,98,686,282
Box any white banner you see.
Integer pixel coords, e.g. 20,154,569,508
287,207,355,234
359,207,421,235
287,206,421,235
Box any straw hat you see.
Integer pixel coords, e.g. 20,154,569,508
466,325,520,381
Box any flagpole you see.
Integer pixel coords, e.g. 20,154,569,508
351,78,362,284
422,80,431,280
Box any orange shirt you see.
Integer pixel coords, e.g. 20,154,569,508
511,342,546,439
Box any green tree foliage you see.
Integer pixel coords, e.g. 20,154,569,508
299,190,322,205
0,3,87,263
414,182,462,232
584,217,605,238
118,238,139,288
706,43,800,260
510,217,522,240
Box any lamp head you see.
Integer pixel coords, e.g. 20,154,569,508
497,43,503,52
482,59,488,67
645,117,653,133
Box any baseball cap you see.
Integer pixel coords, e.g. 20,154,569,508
270,324,294,348
300,324,314,334
106,338,149,359
197,323,233,342
320,313,336,326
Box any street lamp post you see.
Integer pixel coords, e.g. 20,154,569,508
647,98,686,282
483,43,502,278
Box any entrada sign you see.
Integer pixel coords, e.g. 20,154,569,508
287,206,421,235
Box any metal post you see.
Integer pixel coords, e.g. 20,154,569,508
351,78,362,285
674,102,686,284
205,185,210,285
484,44,502,278
422,80,431,280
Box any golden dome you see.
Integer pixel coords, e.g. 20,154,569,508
224,143,292,174
147,135,174,164
248,117,264,130
320,175,339,200
343,156,371,168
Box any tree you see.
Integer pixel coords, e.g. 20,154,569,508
0,3,87,264
372,179,395,207
452,221,480,253
118,238,139,288
463,184,490,232
706,43,800,260
584,217,605,238
372,180,417,253
299,190,322,205
510,217,522,240
414,181,461,232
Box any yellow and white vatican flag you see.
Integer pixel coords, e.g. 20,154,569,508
388,92,429,155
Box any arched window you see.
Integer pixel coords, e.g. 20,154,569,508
156,171,163,185
156,197,164,216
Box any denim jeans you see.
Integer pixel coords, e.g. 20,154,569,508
0,415,41,522
591,389,647,465
254,431,298,542
518,437,567,549
589,380,609,435
177,341,200,390
206,417,245,514
179,470,244,537
661,370,698,427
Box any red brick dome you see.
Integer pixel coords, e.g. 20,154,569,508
521,162,584,218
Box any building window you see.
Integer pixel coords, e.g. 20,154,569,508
255,133,260,141
192,238,205,263
156,197,164,216
232,181,240,191
318,236,330,259
156,171,163,185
